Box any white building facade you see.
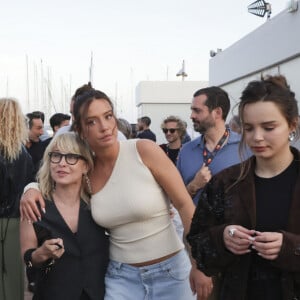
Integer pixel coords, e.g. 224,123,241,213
209,6,300,116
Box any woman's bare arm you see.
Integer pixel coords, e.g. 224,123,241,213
137,139,213,300
136,139,195,234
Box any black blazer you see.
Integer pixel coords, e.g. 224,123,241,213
33,199,109,300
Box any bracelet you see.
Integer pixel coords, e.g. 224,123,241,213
42,258,55,273
24,248,36,268
23,248,55,270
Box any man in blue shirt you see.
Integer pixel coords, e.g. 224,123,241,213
177,86,250,205
177,86,251,299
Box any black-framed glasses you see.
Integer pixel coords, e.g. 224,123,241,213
48,152,85,165
162,128,178,134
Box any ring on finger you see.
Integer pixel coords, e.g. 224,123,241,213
228,228,236,237
55,244,62,250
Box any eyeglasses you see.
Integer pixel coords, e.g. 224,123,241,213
162,128,178,134
48,152,85,165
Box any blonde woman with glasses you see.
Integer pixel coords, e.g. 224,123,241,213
20,132,109,300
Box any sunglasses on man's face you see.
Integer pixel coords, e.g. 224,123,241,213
162,128,178,134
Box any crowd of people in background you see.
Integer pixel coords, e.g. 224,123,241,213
1,74,300,300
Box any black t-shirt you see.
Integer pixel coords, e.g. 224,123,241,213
247,159,298,300
255,159,297,232
159,144,180,165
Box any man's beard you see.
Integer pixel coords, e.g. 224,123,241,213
193,123,206,134
193,119,214,134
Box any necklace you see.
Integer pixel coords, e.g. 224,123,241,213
203,128,229,166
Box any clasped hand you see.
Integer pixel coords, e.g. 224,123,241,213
38,238,65,261
188,164,212,196
223,225,283,260
193,164,212,188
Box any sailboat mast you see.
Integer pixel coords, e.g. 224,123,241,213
6,76,9,97
26,54,30,111
40,59,44,109
89,51,93,85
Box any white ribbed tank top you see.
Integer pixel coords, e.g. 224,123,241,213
91,139,183,263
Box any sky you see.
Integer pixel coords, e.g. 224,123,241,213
0,0,287,122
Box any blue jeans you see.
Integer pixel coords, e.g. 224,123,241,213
105,249,195,300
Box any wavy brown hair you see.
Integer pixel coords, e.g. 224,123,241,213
0,98,28,161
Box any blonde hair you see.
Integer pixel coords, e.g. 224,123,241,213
37,132,94,202
0,98,28,161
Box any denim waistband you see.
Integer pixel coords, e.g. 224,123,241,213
109,249,188,273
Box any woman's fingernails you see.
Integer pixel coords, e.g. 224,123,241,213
42,208,46,214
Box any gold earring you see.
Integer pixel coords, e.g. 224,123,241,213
52,180,56,191
84,174,92,195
